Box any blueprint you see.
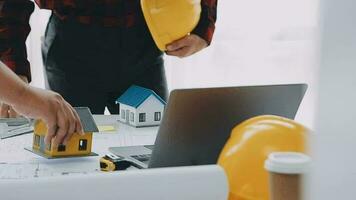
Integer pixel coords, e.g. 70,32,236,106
0,115,158,180
0,133,101,180
0,159,101,180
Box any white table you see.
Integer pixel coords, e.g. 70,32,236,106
0,115,158,180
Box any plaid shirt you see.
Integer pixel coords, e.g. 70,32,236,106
0,0,217,81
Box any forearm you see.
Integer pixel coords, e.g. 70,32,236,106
1,59,84,144
0,61,28,106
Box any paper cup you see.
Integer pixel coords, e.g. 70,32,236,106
265,152,311,200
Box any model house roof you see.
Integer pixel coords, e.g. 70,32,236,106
116,85,166,108
74,107,99,132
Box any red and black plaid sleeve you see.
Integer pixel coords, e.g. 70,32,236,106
192,0,218,45
0,0,34,81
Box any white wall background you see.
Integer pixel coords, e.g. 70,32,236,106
27,0,319,128
309,0,356,199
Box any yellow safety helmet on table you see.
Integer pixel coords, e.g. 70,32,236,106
218,115,309,200
141,0,202,51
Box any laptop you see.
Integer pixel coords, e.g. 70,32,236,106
109,84,307,169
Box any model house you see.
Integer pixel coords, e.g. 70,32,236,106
30,107,98,158
116,85,166,127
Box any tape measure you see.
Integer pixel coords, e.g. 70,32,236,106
100,153,132,171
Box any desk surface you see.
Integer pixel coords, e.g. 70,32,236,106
0,115,158,180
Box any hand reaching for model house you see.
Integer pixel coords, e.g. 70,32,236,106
0,62,84,146
12,87,85,146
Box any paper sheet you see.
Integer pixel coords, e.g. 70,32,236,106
0,118,29,126
0,165,228,200
0,122,33,140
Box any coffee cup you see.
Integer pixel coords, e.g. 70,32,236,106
264,152,311,200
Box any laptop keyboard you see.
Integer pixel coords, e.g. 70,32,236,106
131,154,151,162
144,145,154,150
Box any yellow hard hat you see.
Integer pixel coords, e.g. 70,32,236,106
217,115,309,200
141,0,201,51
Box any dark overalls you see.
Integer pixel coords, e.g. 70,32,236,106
41,4,167,114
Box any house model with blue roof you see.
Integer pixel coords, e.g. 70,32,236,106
116,85,166,127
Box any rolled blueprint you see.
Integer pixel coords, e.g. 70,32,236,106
0,165,228,200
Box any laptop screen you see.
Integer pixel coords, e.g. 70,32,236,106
148,84,307,168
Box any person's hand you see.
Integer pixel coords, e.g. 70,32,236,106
166,34,208,58
11,86,84,147
0,75,28,118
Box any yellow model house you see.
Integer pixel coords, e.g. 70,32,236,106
30,107,99,158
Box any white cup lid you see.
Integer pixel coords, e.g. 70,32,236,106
264,152,311,174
